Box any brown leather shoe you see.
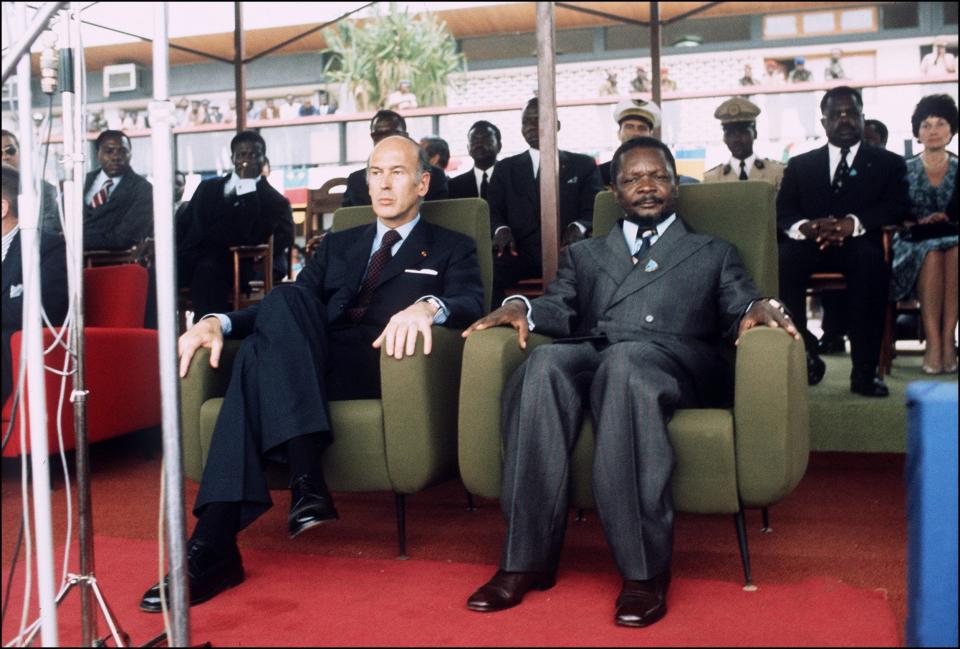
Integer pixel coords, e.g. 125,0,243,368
466,569,556,612
615,571,671,628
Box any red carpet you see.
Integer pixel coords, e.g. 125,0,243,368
2,535,898,647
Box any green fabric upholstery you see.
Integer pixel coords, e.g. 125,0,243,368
179,199,493,552
458,182,808,524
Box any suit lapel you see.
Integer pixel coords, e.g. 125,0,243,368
519,152,538,204
375,219,431,288
812,145,831,191
344,223,377,291
607,219,708,308
586,224,633,286
2,233,22,296
843,143,874,195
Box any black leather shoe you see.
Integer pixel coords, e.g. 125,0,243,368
289,474,338,539
615,571,671,628
807,352,826,386
140,539,244,612
466,569,556,612
817,334,846,355
850,373,889,397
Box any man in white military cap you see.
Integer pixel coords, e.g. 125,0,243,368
600,98,699,187
703,96,784,192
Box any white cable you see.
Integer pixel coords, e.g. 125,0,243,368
55,341,74,586
159,458,172,640
16,367,32,647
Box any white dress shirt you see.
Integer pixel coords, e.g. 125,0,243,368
1,224,19,262
729,153,757,179
83,170,123,205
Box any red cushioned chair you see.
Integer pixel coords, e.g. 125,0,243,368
2,264,161,456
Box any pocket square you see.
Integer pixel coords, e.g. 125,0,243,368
566,176,578,184
10,284,23,298
404,268,438,276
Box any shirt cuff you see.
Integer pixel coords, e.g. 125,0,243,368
494,225,511,235
570,221,588,234
503,295,535,331
236,178,258,195
846,214,865,237
204,313,232,336
787,219,809,240
417,296,449,325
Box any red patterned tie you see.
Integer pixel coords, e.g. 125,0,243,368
90,178,113,208
345,229,402,323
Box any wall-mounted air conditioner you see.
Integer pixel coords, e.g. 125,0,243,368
103,63,139,97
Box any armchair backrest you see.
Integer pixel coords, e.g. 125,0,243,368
84,263,148,327
592,181,779,297
333,198,493,312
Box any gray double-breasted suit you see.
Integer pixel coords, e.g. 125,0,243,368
500,217,759,580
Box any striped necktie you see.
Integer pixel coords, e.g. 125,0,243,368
345,229,402,323
90,178,113,208
633,227,655,263
832,148,850,192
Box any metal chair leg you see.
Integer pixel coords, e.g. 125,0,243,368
395,493,408,560
734,510,756,591
761,506,772,533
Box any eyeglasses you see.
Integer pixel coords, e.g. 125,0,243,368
2,146,17,157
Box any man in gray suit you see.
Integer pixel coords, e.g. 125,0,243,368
462,137,798,627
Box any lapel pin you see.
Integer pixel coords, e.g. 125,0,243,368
644,259,659,272
420,250,428,257
849,168,858,177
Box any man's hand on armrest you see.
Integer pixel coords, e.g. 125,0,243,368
178,316,224,378
736,298,802,347
373,300,438,360
462,300,530,350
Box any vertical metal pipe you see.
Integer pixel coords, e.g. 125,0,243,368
151,2,190,645
58,4,96,642
234,1,246,133
15,2,59,644
650,2,662,140
535,1,559,286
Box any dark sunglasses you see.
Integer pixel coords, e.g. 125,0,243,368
2,146,18,156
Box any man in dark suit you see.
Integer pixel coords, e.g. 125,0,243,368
462,137,797,627
2,164,68,405
83,130,153,251
487,98,603,302
140,135,484,611
777,86,909,397
448,120,501,201
177,130,294,318
341,110,448,207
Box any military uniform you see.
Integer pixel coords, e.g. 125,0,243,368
703,97,784,192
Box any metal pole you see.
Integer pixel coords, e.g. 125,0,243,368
56,3,96,643
151,3,191,645
1,1,66,85
536,1,559,286
15,2,59,643
650,1,662,140
234,1,246,133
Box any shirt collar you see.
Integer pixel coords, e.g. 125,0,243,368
95,169,122,189
1,224,20,263
729,153,757,174
528,148,540,176
473,165,493,191
374,214,420,252
225,171,262,193
621,213,676,250
828,141,861,167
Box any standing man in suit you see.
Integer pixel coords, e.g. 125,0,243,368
83,130,153,251
598,99,700,188
777,86,909,396
703,97,785,192
462,137,797,627
177,130,294,318
487,98,603,302
2,164,68,405
140,135,484,611
448,120,502,201
341,110,448,207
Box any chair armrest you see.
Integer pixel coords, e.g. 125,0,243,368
180,341,242,481
733,327,809,507
457,327,553,498
380,326,467,493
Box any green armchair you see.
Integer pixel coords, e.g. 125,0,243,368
180,198,492,557
457,182,809,586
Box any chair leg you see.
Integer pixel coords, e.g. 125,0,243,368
575,508,586,522
465,490,477,512
761,507,772,533
733,510,756,591
395,493,408,560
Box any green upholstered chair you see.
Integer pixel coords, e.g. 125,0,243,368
457,182,809,586
180,198,492,557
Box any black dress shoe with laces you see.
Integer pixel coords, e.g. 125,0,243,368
806,352,826,386
466,569,556,612
850,372,889,397
140,539,244,612
615,570,671,628
289,474,338,539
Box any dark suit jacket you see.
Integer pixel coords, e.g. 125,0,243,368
225,218,484,339
341,165,449,207
776,143,909,233
2,230,69,402
83,168,154,250
530,218,758,403
177,174,294,279
448,167,490,200
487,150,603,263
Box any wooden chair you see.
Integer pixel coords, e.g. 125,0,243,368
230,235,274,310
84,237,153,269
805,227,898,375
304,177,348,255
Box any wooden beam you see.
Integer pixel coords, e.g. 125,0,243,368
234,1,246,133
537,2,559,286
650,1,662,140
